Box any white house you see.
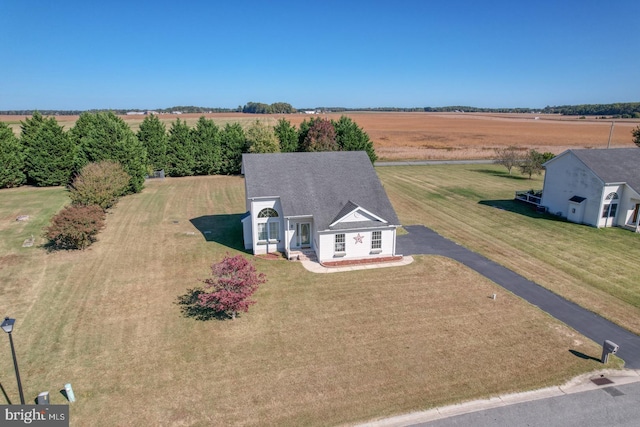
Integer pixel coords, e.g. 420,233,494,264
241,151,401,263
540,148,640,231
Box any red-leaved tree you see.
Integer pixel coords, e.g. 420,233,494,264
198,255,266,319
300,118,337,152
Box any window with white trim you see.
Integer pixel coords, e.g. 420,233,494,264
371,231,382,250
335,234,345,252
257,223,268,241
269,222,279,241
602,192,619,218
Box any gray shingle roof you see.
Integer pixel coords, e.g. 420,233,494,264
568,148,640,192
242,151,400,231
331,200,359,225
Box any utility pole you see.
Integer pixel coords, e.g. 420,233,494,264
607,121,615,148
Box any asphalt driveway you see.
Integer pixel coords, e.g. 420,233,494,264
397,225,640,369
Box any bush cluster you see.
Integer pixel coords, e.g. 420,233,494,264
45,160,130,250
44,204,105,250
69,160,131,210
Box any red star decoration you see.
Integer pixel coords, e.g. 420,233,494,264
353,233,364,244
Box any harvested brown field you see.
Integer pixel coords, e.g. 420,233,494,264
2,112,638,161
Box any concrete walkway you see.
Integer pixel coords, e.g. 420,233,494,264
396,225,640,369
300,255,414,273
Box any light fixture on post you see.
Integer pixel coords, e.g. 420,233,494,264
1,317,25,405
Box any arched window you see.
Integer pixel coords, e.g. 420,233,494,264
258,208,279,218
605,192,619,200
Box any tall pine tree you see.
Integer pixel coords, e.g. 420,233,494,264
21,112,76,186
274,118,298,152
191,116,221,175
0,122,26,188
70,111,147,193
332,116,377,163
166,118,195,177
137,114,167,172
219,122,246,174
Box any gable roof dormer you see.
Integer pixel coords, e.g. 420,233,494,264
329,201,388,230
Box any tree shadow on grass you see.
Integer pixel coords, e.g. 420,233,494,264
478,199,568,222
175,288,231,321
569,349,601,363
189,214,246,252
470,168,532,180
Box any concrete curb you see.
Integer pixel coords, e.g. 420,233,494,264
356,369,640,426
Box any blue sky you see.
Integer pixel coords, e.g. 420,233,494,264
1,0,638,110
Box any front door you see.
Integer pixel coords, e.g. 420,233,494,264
297,223,311,247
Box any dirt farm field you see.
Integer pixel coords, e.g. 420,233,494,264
2,112,638,161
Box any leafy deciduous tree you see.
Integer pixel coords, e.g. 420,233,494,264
246,120,280,153
333,115,377,163
494,146,523,174
197,254,266,319
520,149,547,179
300,118,338,152
137,114,167,172
0,122,26,188
166,118,195,177
21,112,76,187
69,160,131,210
71,111,147,193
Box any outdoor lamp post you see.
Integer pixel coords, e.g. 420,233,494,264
1,317,25,405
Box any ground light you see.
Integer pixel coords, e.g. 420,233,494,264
1,317,25,405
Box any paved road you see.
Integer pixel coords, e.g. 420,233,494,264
396,225,640,369
376,160,495,166
410,380,640,427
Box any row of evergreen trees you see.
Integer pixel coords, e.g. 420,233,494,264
0,112,376,190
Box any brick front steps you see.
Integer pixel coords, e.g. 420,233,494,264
320,255,403,268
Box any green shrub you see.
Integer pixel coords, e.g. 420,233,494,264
69,160,130,210
44,204,105,250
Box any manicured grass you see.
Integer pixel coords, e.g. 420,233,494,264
0,173,624,426
379,164,640,334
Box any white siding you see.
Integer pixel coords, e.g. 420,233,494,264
317,228,396,262
249,198,285,254
619,186,640,228
541,152,604,226
597,185,623,228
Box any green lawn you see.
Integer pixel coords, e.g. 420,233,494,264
0,168,627,426
378,165,640,335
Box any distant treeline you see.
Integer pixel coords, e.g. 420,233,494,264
0,106,237,116
241,102,296,114
2,101,639,117
321,103,640,117
540,103,640,118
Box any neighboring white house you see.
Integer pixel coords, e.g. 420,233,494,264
540,148,640,231
241,151,401,263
